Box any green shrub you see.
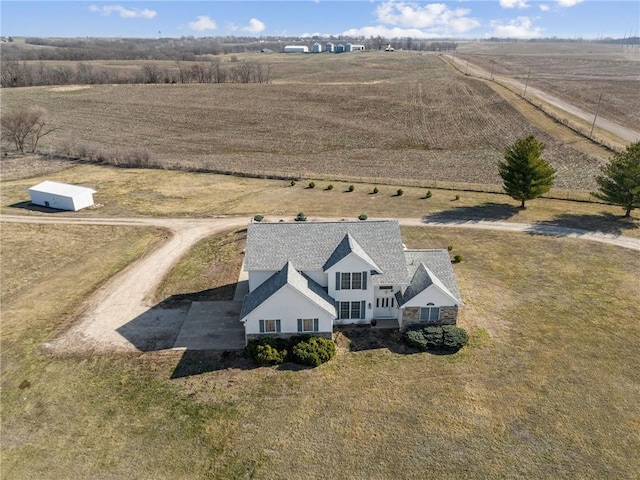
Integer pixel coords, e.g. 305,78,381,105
404,325,468,353
454,194,460,201
358,214,368,221
453,254,463,263
253,215,264,222
404,329,428,351
423,326,444,348
295,212,307,222
442,325,469,351
245,338,288,365
290,180,296,187
348,185,355,192
424,190,433,199
326,184,334,190
396,189,404,196
308,181,316,189
292,337,336,366
372,187,379,194
447,245,453,252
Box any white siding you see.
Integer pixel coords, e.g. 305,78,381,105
326,253,376,322
28,181,96,211
243,284,334,334
248,270,276,292
29,190,76,211
402,284,459,308
303,270,327,287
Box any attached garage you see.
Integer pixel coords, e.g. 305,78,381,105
28,180,96,211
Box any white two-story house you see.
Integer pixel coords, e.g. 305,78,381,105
239,220,463,342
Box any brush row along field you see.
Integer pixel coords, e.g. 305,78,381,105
1,51,615,192
455,42,640,132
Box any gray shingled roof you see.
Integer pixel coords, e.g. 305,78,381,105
240,261,336,319
322,233,382,272
245,221,408,286
403,250,463,304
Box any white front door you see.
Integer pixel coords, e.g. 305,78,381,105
374,289,396,318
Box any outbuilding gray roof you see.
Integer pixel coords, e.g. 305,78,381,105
240,261,336,320
403,250,463,304
245,221,408,286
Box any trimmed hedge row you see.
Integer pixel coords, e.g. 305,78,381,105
404,325,468,352
246,336,336,367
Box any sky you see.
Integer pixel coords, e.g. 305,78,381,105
1,1,638,40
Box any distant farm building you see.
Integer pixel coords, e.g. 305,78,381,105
345,43,365,52
325,42,335,53
284,45,309,53
312,42,322,53
335,44,345,53
28,181,96,211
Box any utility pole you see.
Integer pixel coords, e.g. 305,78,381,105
590,92,603,139
522,68,531,99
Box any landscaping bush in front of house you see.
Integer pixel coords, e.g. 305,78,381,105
292,337,337,367
246,336,336,367
403,325,468,353
245,337,289,365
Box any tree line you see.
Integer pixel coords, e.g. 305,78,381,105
0,59,271,87
1,36,456,63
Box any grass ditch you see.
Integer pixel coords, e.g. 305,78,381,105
2,163,638,235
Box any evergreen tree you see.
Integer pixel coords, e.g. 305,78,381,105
592,141,640,218
498,135,556,208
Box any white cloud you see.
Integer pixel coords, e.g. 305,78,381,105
366,1,480,35
557,0,584,6
341,3,480,38
342,25,454,39
499,0,530,8
488,16,543,38
242,18,265,34
539,4,551,11
188,15,217,31
89,5,156,19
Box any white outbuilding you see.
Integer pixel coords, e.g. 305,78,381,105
283,45,309,53
28,180,96,211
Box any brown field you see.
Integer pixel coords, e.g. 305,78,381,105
1,51,615,192
456,42,640,132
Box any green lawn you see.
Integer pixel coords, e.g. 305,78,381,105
2,223,638,479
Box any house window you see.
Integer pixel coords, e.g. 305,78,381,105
259,319,281,333
336,272,368,290
350,301,361,319
420,307,440,322
340,302,351,319
338,301,366,320
298,318,319,332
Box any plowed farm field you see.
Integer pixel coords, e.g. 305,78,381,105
456,42,640,132
1,52,611,191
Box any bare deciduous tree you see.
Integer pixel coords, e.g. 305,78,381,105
1,108,58,153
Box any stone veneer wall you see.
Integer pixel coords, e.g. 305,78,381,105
246,331,333,343
401,306,458,331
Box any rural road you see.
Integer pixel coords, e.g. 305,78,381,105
443,55,640,144
2,214,639,353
